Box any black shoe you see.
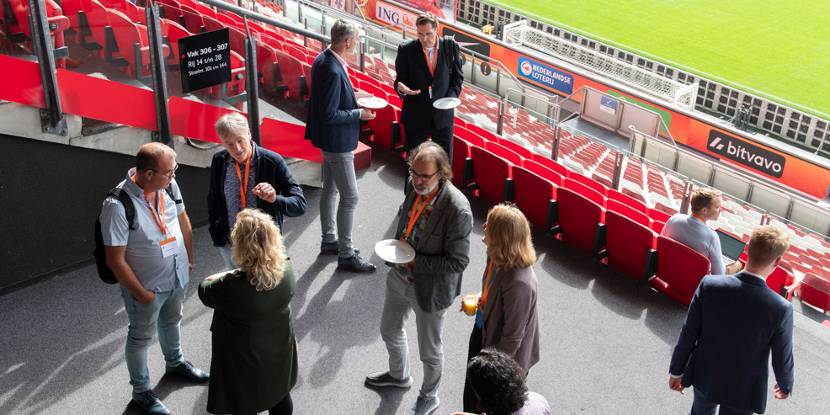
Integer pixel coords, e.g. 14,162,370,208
321,241,359,256
337,253,376,273
365,371,413,388
131,390,170,415
165,360,209,383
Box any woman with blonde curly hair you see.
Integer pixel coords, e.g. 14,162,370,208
462,204,541,412
199,208,297,415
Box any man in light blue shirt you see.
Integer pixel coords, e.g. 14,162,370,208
100,142,208,415
661,188,742,275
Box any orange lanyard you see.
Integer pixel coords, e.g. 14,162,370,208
402,190,439,241
233,152,252,208
481,260,496,305
422,39,439,77
149,191,168,236
132,174,168,236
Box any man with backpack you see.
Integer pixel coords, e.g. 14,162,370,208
98,142,208,415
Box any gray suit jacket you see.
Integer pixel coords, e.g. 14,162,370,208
481,265,541,373
394,182,473,312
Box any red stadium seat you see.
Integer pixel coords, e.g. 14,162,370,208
606,199,652,228
569,172,608,196
511,166,557,231
466,122,500,143
497,138,534,159
650,235,710,305
484,141,524,166
604,210,657,282
796,274,830,313
649,208,673,224
607,189,648,212
562,178,606,208
521,159,564,186
106,9,170,78
470,146,513,203
765,265,795,299
555,188,605,256
274,50,307,99
530,153,570,178
451,137,474,188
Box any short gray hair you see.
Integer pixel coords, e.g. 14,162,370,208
215,112,249,140
330,19,360,45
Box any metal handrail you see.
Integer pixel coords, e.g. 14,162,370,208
198,0,329,42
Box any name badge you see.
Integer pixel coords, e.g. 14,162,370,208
160,236,179,258
428,85,433,100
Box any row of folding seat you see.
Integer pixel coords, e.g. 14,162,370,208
0,0,70,67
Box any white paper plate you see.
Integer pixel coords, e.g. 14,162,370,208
357,96,389,109
374,239,416,264
432,97,461,110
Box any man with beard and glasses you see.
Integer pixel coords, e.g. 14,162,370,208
365,142,473,415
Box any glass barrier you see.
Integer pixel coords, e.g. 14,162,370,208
766,212,830,281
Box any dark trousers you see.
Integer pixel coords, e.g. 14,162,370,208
691,388,751,415
462,325,483,413
403,122,454,162
236,392,293,415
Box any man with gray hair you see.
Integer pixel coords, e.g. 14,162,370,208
366,142,473,415
208,111,306,270
305,19,377,273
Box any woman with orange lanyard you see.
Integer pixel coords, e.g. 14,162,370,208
461,204,541,413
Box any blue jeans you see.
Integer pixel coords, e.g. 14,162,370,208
121,285,186,392
691,388,752,415
216,245,236,271
320,150,358,258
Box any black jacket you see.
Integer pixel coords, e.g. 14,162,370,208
207,145,306,247
394,37,464,130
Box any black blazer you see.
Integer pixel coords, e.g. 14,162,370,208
394,37,464,130
393,182,472,312
304,49,361,153
669,273,795,414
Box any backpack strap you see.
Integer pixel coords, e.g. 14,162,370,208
108,187,136,231
165,184,181,204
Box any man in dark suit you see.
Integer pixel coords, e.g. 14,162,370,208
305,19,376,273
365,142,473,415
668,225,795,415
394,13,464,161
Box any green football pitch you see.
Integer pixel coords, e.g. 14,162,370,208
488,0,830,118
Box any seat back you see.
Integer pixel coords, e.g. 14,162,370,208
470,146,512,202
522,159,564,186
512,166,556,229
569,172,608,196
765,265,794,298
557,188,605,255
530,153,570,178
451,137,472,187
652,235,710,305
605,211,657,281
649,208,673,223
563,178,606,207
497,138,534,159
606,199,652,227
799,274,830,312
484,141,524,166
607,188,648,212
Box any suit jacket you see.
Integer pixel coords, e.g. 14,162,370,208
394,37,464,130
304,49,361,153
669,273,795,414
481,265,541,373
394,182,473,312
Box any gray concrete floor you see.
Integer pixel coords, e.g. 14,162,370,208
1,149,829,415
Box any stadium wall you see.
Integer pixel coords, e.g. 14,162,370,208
0,134,210,293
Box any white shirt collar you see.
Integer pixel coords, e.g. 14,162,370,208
329,48,349,69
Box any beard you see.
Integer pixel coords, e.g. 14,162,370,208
414,180,439,195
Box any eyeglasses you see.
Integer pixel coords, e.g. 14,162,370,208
409,168,439,180
151,164,179,178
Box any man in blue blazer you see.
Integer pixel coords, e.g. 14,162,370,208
305,19,376,273
668,225,795,414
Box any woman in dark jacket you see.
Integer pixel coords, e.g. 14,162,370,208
462,204,541,412
199,208,297,415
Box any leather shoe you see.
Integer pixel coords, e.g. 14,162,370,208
321,241,360,256
165,360,209,383
131,390,170,415
337,253,376,273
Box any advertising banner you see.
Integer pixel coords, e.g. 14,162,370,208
516,56,574,95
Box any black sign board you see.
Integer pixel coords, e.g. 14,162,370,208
178,28,232,93
441,26,490,61
707,130,786,178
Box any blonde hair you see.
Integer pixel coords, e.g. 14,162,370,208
230,209,287,291
690,188,722,213
485,204,536,269
746,225,789,267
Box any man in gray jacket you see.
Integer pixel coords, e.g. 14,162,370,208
365,142,473,415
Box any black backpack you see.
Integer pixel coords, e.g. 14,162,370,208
93,185,177,284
